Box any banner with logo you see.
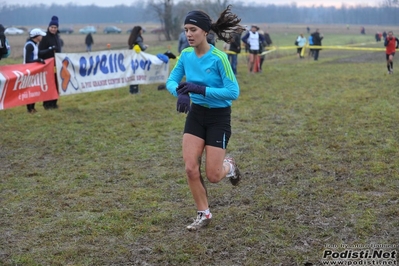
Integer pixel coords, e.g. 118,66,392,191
55,50,169,96
0,59,58,110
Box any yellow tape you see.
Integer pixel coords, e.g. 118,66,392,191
300,45,386,51
225,44,388,56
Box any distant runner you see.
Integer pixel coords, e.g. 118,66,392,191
384,31,399,74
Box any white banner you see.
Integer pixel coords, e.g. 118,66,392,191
55,50,169,96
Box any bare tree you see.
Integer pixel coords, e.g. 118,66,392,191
380,0,399,6
147,0,234,41
195,0,230,18
148,0,175,41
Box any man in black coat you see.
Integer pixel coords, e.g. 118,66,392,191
311,29,323,61
39,16,62,109
228,32,241,75
85,33,94,52
0,24,9,59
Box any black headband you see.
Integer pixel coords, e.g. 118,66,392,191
184,11,211,32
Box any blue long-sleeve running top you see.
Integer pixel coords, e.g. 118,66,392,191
166,45,240,108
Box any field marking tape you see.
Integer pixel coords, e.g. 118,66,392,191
225,44,388,57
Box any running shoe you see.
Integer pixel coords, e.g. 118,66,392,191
186,211,212,231
224,156,241,186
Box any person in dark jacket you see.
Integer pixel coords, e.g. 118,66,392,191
39,15,62,109
0,24,8,59
178,30,189,54
128,26,147,51
228,32,241,75
311,29,323,61
85,33,94,52
127,26,148,94
258,29,272,71
206,31,216,46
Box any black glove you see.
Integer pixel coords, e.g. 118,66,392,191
176,82,206,96
34,58,45,64
176,94,191,113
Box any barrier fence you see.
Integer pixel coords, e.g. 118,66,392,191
0,50,169,110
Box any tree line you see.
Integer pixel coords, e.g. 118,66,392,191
1,0,398,32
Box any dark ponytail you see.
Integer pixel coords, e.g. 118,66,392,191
210,5,245,43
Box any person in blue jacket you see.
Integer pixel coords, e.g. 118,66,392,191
166,5,244,231
308,34,314,57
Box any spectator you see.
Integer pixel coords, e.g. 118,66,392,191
258,29,273,71
296,33,307,59
223,41,230,52
206,31,216,46
311,29,323,61
360,27,365,35
128,26,148,51
375,32,381,42
0,24,8,60
127,26,148,94
383,31,387,40
85,33,94,52
59,37,64,49
39,15,62,110
308,34,314,57
306,26,310,34
242,25,265,73
227,31,241,75
23,29,47,113
178,30,189,54
264,30,273,47
242,28,250,54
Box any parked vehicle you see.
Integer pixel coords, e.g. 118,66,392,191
79,26,97,34
127,27,145,34
103,26,121,34
5,27,24,35
59,27,74,34
150,27,165,34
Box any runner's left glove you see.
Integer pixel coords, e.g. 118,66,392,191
176,82,206,97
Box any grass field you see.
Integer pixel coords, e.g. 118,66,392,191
1,24,399,265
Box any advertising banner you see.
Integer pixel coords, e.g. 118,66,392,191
0,59,58,110
55,50,169,96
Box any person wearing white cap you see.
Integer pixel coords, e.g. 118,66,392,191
23,28,47,114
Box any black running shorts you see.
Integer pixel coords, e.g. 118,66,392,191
184,103,231,149
386,53,395,60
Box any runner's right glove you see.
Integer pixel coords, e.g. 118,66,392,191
176,93,191,113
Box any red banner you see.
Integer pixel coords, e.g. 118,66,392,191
0,58,59,110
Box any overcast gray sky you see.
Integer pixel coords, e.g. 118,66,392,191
4,0,378,7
